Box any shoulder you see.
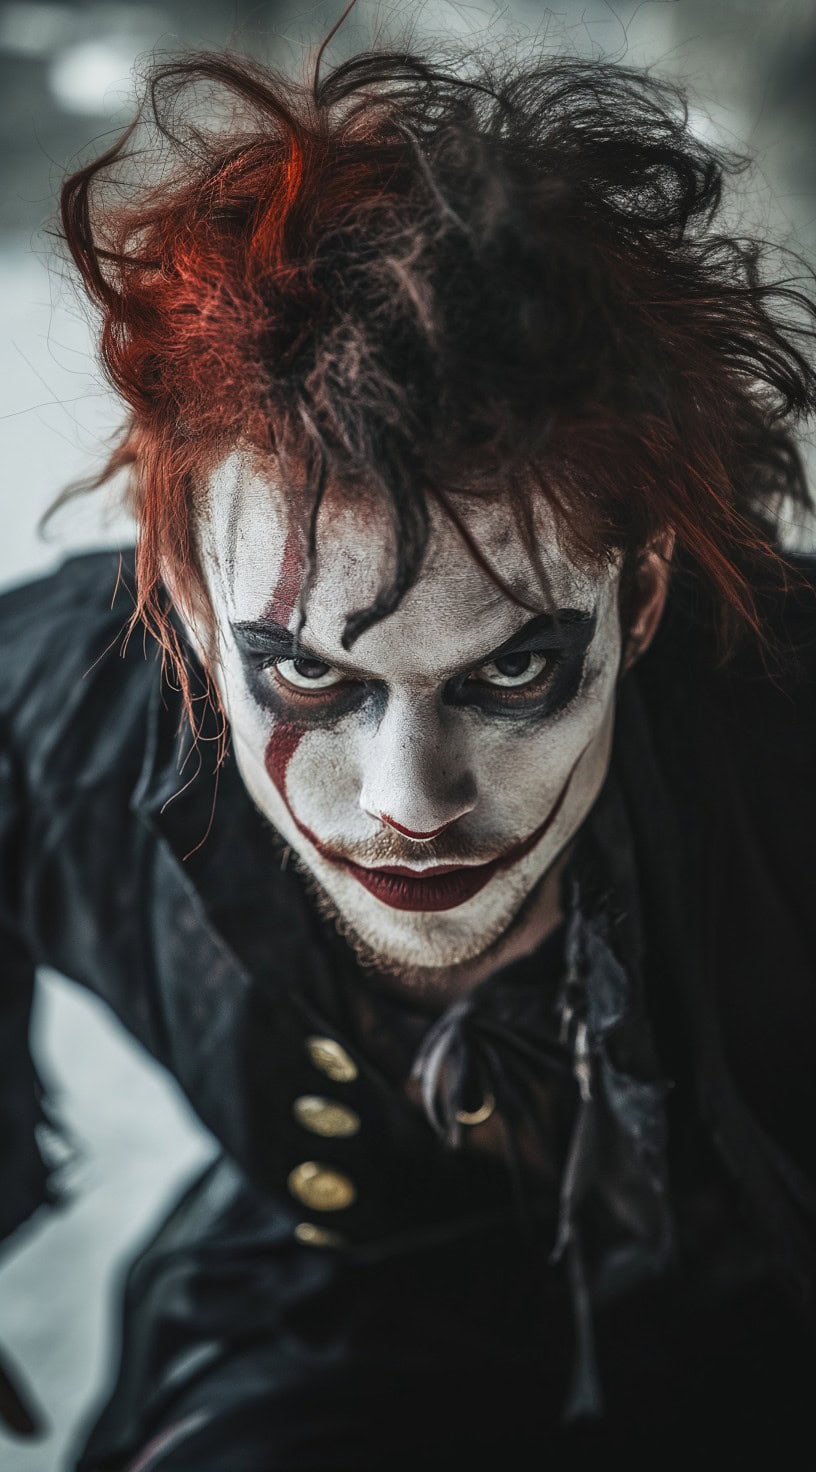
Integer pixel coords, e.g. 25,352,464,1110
636,548,816,732
634,551,816,1154
631,549,816,850
0,547,158,791
697,551,816,775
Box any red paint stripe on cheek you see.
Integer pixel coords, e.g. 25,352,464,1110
264,721,303,809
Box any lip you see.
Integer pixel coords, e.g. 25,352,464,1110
334,855,504,911
321,751,584,912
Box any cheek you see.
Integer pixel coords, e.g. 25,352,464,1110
264,719,304,812
263,716,366,839
472,660,615,819
213,653,310,824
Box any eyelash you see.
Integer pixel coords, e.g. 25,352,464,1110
464,651,566,707
258,650,567,709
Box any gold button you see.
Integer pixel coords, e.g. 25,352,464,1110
305,1036,359,1083
293,1095,361,1139
287,1161,357,1212
294,1222,347,1249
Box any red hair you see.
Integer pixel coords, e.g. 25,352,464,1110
57,43,816,724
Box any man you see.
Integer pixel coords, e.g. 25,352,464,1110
1,34,815,1469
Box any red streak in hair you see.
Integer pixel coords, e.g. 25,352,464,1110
55,45,809,754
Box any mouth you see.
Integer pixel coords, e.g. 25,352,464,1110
322,756,581,912
332,855,504,911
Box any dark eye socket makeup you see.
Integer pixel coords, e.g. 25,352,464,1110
231,607,597,715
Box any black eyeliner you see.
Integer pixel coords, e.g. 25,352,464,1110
233,606,595,669
233,621,300,658
456,608,597,678
232,605,597,725
446,610,597,722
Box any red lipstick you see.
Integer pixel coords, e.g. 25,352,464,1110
327,752,582,911
334,858,500,911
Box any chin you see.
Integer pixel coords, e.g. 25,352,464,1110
349,917,501,971
308,851,540,972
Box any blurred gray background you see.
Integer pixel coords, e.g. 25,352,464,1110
1,2,815,1468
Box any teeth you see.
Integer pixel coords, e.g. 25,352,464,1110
333,854,493,875
365,865,482,876
365,859,447,871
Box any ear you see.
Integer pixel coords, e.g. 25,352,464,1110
620,528,676,676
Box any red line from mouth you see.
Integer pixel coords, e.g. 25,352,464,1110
327,752,583,911
265,717,589,913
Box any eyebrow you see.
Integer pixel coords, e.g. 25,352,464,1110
231,606,596,676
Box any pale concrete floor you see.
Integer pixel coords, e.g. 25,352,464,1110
0,976,215,1472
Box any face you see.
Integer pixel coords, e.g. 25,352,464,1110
193,452,627,976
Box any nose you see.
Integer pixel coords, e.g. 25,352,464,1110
358,694,476,839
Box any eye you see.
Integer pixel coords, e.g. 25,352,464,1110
471,650,554,689
274,656,347,692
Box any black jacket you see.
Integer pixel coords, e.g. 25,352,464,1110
1,548,815,1465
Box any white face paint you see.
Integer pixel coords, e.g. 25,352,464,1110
195,452,624,978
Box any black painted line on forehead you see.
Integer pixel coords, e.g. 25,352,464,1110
232,606,596,674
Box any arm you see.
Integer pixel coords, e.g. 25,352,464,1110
0,722,52,1439
0,551,145,1440
0,721,55,1247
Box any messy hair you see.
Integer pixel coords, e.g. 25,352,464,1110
58,35,816,718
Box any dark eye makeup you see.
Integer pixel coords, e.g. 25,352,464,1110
232,607,596,722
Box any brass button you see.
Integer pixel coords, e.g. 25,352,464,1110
305,1036,359,1083
293,1095,361,1139
287,1161,357,1212
294,1221,347,1250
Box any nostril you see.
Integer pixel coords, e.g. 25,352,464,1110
357,714,477,836
378,815,452,841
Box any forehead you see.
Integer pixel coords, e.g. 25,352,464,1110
199,451,619,673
